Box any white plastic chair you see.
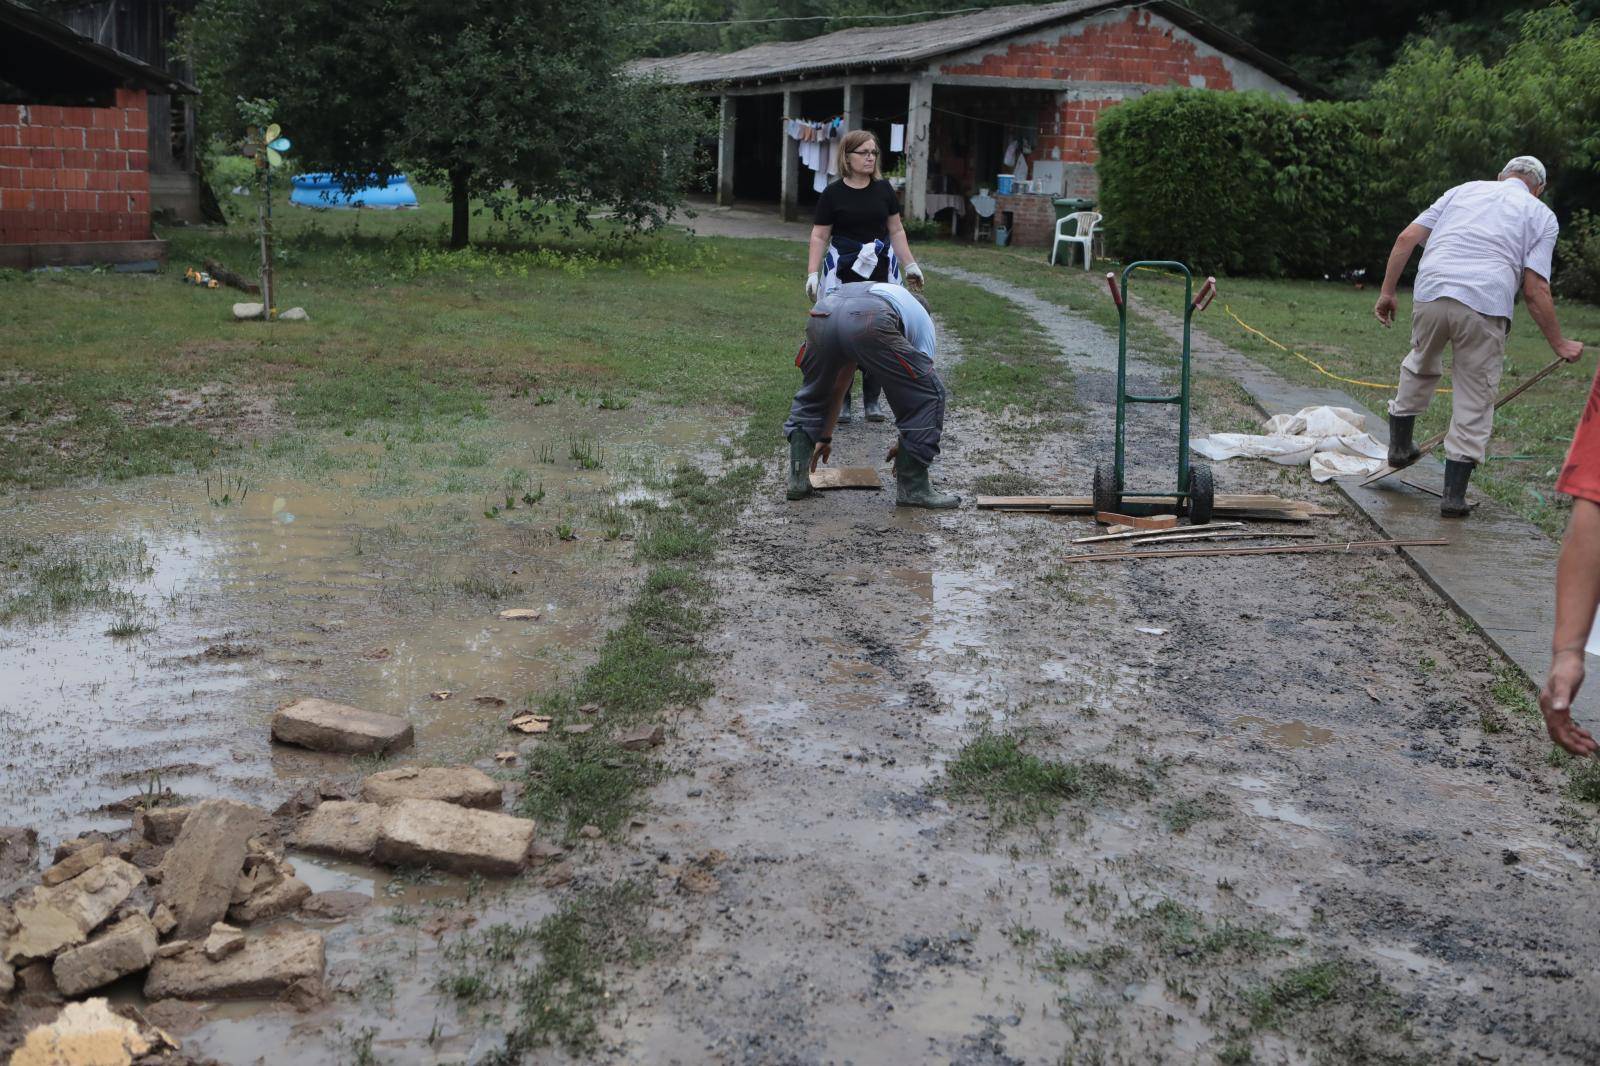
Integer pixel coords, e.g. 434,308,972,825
1051,211,1102,269
969,192,996,243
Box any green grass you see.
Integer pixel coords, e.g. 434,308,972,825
944,731,1144,826
1118,899,1294,959
933,273,1077,418
1244,960,1361,1028
0,536,153,624
1162,794,1223,834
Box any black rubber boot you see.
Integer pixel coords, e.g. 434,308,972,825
895,448,959,509
838,391,854,425
1441,458,1476,518
1387,413,1421,470
787,431,815,501
864,398,886,423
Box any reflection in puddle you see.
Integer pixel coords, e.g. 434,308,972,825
1230,715,1336,749
0,403,721,838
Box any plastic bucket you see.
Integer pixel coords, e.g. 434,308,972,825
996,174,1014,196
995,227,1010,247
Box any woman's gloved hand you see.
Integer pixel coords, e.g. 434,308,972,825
805,272,820,302
904,263,925,292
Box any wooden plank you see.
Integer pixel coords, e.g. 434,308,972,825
1075,522,1245,545
980,494,1335,516
1060,538,1448,564
1123,529,1318,546
810,467,882,490
1094,511,1178,529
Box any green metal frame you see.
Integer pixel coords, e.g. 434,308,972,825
1105,260,1214,515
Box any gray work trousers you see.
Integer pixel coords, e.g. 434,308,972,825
783,286,947,464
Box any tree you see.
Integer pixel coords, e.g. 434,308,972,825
187,0,708,247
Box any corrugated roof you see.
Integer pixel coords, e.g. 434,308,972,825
631,0,1317,96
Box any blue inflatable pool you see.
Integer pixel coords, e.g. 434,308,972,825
290,173,419,209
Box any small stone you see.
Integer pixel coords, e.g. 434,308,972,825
52,914,158,996
16,961,60,1000
156,940,189,959
293,801,382,861
494,750,518,765
299,891,370,921
509,714,551,734
616,724,666,751
151,904,177,937
538,862,574,888
271,698,414,755
578,825,602,840
372,798,537,876
227,876,311,924
0,825,39,891
563,723,593,735
273,785,323,819
678,868,720,895
145,926,324,1000
284,975,326,1010
134,806,192,845
686,788,703,798
497,608,539,621
232,302,265,320
361,766,502,810
40,842,107,886
429,690,453,701
203,923,245,962
278,307,309,322
578,703,601,715
143,998,208,1035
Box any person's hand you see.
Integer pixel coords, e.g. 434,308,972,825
1374,292,1397,327
1556,338,1585,363
904,263,924,293
884,442,898,463
805,273,820,302
1541,648,1598,756
810,439,831,471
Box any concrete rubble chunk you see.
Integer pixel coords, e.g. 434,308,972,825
293,801,382,860
616,724,667,751
361,766,503,810
0,958,13,997
156,800,270,941
5,859,144,964
299,891,370,921
373,798,536,876
51,914,158,997
41,842,107,887
271,698,414,755
52,833,121,865
278,306,310,322
134,806,191,845
151,904,177,937
228,876,311,924
144,926,324,1000
9,997,174,1066
17,961,62,1000
204,923,245,962
232,301,264,320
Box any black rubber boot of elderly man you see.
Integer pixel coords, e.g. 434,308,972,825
1441,458,1476,518
1386,414,1421,470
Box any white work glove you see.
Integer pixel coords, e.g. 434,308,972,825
904,262,924,292
805,272,820,302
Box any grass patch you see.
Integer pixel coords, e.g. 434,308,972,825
970,471,1040,497
0,537,153,624
1162,794,1223,834
933,274,1076,418
1491,664,1539,719
1245,960,1355,1028
1118,899,1294,959
944,731,1143,826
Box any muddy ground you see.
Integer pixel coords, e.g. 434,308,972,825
4,255,1600,1065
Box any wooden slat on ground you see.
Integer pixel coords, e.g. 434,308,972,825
810,467,882,490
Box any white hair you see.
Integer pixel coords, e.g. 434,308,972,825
1500,155,1547,188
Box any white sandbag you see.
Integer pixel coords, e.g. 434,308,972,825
1190,433,1316,465
1191,407,1384,481
1309,451,1383,481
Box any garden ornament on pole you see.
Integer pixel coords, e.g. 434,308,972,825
239,119,291,320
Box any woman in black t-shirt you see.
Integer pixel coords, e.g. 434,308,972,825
805,129,923,423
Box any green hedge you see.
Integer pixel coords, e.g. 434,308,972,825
1095,90,1408,278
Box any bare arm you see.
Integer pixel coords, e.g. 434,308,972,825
810,361,858,471
1373,223,1431,326
886,214,916,273
1542,498,1600,755
807,224,832,276
1523,269,1585,362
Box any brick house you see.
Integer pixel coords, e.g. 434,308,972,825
635,0,1316,247
0,0,195,268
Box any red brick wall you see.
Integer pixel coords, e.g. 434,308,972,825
941,9,1239,165
0,88,152,246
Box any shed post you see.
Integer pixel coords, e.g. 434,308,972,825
780,89,799,221
716,94,736,207
904,77,932,225
841,82,860,133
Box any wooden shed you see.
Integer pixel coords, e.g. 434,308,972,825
635,0,1316,247
0,0,195,269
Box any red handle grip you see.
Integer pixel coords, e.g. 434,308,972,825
1193,276,1217,312
1105,272,1123,309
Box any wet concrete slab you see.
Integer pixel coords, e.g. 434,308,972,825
1179,330,1583,710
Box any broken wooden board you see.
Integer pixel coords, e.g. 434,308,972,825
810,467,882,491
979,494,1336,519
1094,511,1178,530
1076,522,1245,546
1061,538,1447,564
1123,529,1319,546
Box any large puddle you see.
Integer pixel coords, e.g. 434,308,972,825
0,401,726,838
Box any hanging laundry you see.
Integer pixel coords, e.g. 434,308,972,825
1003,140,1018,167
783,116,844,194
890,124,905,152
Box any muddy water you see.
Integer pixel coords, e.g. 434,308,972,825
0,402,724,838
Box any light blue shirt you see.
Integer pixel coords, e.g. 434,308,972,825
869,283,937,363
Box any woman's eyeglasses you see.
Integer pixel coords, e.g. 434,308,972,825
850,149,880,158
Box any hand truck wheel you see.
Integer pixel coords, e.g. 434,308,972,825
1187,463,1215,525
1093,462,1122,517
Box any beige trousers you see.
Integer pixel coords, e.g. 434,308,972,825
1387,296,1509,463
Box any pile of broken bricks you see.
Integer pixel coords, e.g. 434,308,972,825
0,694,603,1060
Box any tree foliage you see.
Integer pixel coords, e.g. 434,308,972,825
187,0,709,246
